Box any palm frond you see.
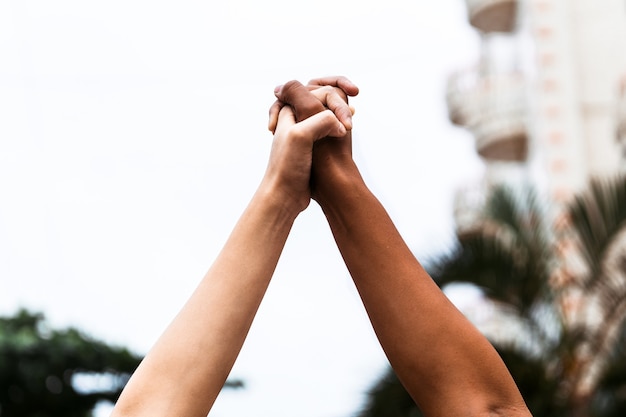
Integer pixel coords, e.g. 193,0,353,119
484,186,527,237
358,367,421,417
431,231,526,306
495,346,566,417
567,176,626,290
590,325,626,417
432,184,553,315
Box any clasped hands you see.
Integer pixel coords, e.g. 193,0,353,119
110,75,532,417
261,76,361,214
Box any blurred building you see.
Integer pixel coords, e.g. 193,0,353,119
447,1,626,392
448,0,626,232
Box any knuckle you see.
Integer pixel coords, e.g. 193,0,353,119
318,109,337,125
286,126,307,144
333,87,348,101
320,108,334,118
280,80,303,98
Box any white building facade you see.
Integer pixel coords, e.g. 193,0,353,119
449,0,626,221
448,0,626,396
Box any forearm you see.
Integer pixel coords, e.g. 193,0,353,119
314,168,529,417
271,75,529,415
112,78,350,417
112,185,297,417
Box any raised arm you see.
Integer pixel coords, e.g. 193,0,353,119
274,78,531,417
111,104,347,417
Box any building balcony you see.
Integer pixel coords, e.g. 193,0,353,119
465,0,518,33
446,70,528,162
453,183,488,238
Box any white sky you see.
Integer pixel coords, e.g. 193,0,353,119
0,1,485,416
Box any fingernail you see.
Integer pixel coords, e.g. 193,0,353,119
274,85,282,95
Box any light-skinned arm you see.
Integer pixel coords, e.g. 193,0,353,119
273,78,532,417
111,103,348,417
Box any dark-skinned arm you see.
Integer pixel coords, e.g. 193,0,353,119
273,78,531,417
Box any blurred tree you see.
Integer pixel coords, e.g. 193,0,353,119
0,309,141,417
358,177,626,417
0,308,243,417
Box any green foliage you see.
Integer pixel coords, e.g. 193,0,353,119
495,347,566,417
434,186,554,315
0,309,245,417
0,309,141,417
568,178,626,312
589,325,626,417
358,371,423,417
569,177,626,283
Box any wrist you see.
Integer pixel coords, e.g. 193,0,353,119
311,160,367,209
254,179,305,222
311,135,363,199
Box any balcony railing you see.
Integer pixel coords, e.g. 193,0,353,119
453,183,488,237
465,0,518,33
446,69,528,162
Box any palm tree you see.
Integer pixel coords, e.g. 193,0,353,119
0,309,141,417
358,176,626,417
562,176,626,415
0,308,244,417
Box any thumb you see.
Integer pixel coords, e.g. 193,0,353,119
291,109,346,143
274,104,297,132
276,80,326,122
